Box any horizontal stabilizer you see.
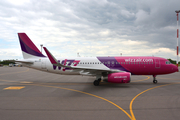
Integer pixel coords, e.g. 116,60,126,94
15,60,33,64
8,60,34,64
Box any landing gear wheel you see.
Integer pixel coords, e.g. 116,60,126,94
153,80,158,84
153,75,158,84
93,80,100,86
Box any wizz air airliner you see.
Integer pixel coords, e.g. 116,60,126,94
16,33,178,86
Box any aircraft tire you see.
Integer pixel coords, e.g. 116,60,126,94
153,80,158,84
93,80,100,86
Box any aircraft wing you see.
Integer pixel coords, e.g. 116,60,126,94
43,47,122,75
70,66,121,76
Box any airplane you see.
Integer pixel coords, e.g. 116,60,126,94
16,33,179,86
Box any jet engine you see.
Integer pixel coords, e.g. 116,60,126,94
103,72,131,83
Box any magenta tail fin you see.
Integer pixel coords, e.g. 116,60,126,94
18,33,46,59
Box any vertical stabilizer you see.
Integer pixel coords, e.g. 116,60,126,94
18,33,46,59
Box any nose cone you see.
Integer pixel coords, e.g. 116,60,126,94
173,65,179,72
176,66,179,72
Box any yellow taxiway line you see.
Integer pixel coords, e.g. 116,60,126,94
3,86,25,90
1,68,180,120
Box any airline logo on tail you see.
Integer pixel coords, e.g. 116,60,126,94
18,33,46,59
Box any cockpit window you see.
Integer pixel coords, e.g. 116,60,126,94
166,61,171,64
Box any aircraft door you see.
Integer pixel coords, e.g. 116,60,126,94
41,59,46,69
155,59,160,68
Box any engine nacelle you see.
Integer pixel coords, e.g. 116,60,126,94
103,72,131,83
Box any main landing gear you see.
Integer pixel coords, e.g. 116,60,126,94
93,76,102,86
93,78,101,86
153,75,158,84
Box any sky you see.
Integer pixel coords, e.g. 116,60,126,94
0,0,180,61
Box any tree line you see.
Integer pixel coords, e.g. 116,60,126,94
167,59,180,65
0,60,15,65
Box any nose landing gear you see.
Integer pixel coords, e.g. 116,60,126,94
153,75,158,84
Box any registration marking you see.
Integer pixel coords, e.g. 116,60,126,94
3,86,25,90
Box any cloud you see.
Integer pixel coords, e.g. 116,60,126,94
6,0,30,6
0,48,22,60
0,0,180,61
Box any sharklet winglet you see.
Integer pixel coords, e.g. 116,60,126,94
43,47,58,64
43,47,70,68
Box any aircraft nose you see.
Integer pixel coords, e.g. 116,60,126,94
176,66,179,72
173,65,179,72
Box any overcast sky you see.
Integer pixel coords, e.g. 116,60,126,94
0,0,180,61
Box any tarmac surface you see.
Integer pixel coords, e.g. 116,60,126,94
0,67,180,120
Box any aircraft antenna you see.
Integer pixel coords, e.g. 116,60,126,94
77,53,81,57
40,44,43,53
175,10,180,69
